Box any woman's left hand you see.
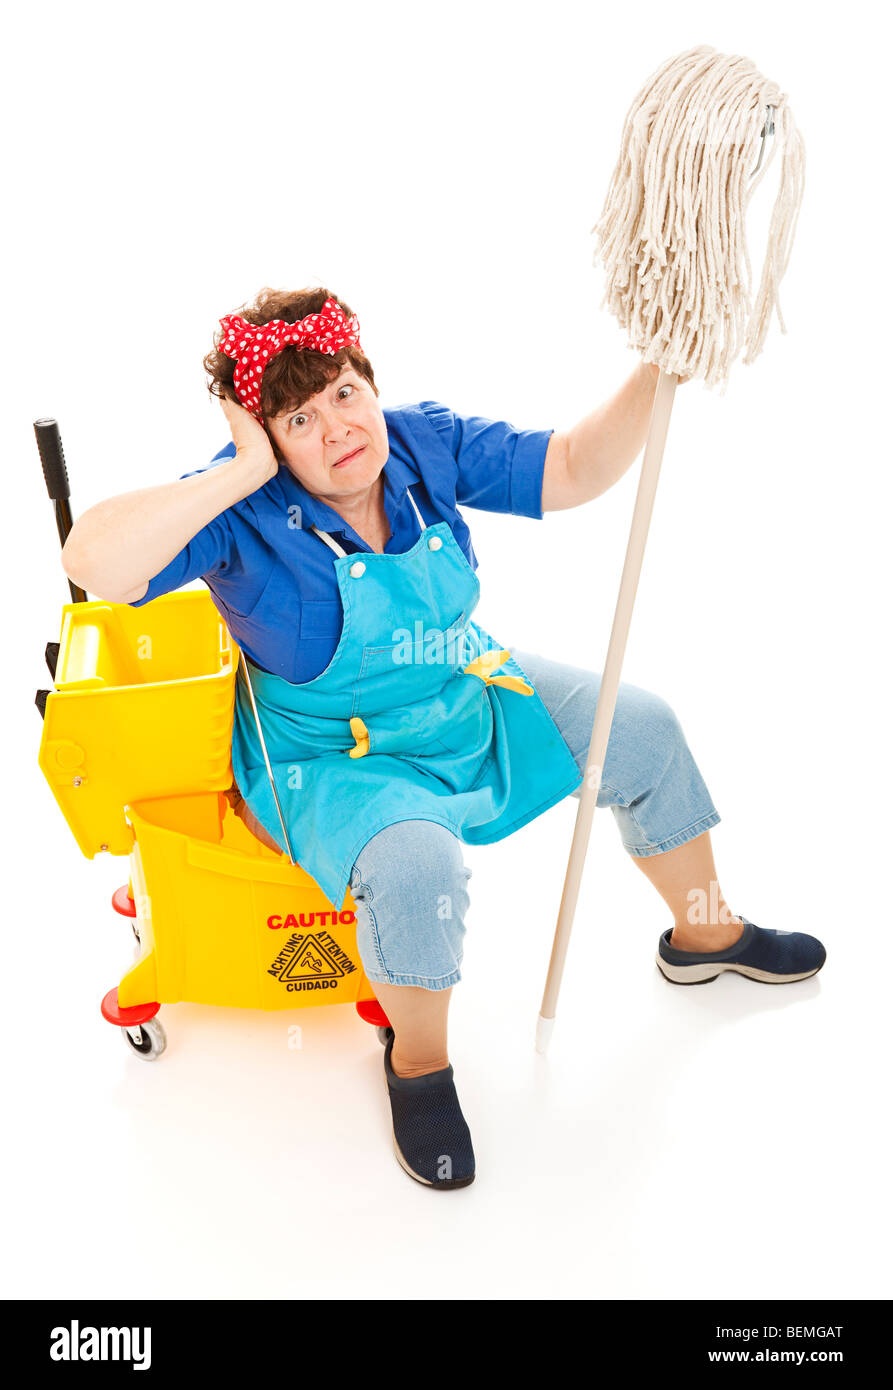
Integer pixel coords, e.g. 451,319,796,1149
644,361,691,385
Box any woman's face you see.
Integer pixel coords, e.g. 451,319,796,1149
265,365,389,508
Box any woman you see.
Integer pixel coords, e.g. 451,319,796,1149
61,287,826,1191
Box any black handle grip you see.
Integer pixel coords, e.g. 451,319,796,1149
33,417,87,600
34,418,71,502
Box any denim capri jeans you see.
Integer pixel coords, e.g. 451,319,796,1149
347,647,720,991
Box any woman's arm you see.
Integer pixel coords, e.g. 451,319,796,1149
541,361,661,511
61,398,277,603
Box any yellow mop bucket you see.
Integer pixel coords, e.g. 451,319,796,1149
116,789,379,1020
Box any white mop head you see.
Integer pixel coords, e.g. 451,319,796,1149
592,45,806,389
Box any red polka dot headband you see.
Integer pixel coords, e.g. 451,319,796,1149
218,297,363,423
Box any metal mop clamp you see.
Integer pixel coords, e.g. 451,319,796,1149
536,48,805,1053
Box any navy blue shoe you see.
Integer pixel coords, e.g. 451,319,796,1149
383,1030,475,1189
656,917,826,985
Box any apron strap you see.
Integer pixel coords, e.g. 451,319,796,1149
311,481,428,557
404,484,427,533
310,526,348,558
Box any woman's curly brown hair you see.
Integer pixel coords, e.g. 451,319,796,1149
203,286,378,443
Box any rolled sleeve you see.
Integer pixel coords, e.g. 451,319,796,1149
418,400,552,520
128,462,235,607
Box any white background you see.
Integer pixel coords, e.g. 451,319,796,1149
4,0,890,1300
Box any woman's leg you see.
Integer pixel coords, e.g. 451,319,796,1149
631,831,742,951
348,819,472,1077
510,646,743,951
369,983,452,1078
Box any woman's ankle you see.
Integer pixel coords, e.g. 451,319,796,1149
669,915,745,952
390,1046,451,1079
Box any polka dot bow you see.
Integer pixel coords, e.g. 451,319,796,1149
217,296,363,422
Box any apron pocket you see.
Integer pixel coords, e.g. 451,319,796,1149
435,713,484,758
359,610,470,685
430,680,488,758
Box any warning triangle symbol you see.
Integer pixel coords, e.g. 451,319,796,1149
281,935,345,983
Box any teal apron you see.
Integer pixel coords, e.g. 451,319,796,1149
231,487,582,908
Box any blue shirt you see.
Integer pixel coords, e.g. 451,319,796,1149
129,399,553,683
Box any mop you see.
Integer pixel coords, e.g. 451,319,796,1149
536,45,806,1052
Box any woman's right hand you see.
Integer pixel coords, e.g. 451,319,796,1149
219,394,279,484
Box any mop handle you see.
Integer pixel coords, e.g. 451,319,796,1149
536,369,678,1052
